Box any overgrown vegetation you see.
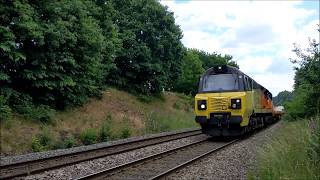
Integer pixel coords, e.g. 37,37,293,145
0,89,197,155
80,129,98,145
62,135,76,149
144,110,196,134
284,28,320,119
250,118,320,180
252,28,319,179
99,115,113,142
119,116,132,139
31,126,54,152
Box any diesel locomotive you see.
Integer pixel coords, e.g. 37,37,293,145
194,65,277,136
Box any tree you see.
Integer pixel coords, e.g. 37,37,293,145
173,48,238,95
273,90,293,106
193,49,239,70
173,49,204,95
107,0,184,95
0,0,117,111
286,27,320,119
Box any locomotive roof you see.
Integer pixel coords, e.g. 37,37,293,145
202,65,271,94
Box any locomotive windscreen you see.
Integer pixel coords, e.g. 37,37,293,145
201,74,239,92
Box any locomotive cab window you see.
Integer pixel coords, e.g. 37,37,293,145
201,73,240,92
244,76,252,91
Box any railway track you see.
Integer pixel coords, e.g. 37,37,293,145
76,138,239,180
0,129,202,179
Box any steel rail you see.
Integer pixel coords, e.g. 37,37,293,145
149,139,239,180
150,121,281,179
76,138,210,180
0,129,202,179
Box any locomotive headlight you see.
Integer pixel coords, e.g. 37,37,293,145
197,100,207,110
231,99,241,109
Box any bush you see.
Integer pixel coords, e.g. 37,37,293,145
31,137,46,152
0,95,11,121
31,127,54,152
63,135,76,148
137,95,154,103
119,116,132,139
26,105,55,124
99,121,112,142
120,126,131,139
8,92,56,123
80,129,97,145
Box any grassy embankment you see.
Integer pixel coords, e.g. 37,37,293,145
250,116,320,180
0,88,198,156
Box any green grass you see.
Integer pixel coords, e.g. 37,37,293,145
249,117,320,180
144,111,197,134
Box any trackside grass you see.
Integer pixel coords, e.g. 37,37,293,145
0,89,198,155
249,117,320,180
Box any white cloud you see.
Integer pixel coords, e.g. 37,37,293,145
161,0,318,95
254,72,295,96
238,56,273,74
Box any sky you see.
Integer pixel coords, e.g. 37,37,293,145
160,0,319,95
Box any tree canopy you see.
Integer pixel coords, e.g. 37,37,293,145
0,0,237,121
285,28,320,119
107,0,184,95
273,90,293,106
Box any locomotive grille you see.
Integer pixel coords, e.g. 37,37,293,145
209,97,229,111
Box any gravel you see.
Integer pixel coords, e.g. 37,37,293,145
20,133,208,179
166,122,282,180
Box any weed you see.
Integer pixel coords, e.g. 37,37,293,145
137,95,153,103
0,95,11,121
118,116,132,139
99,122,112,142
31,137,45,152
16,104,55,124
144,111,197,134
173,101,182,110
63,135,76,148
80,129,97,145
120,127,131,138
31,126,54,152
250,118,320,179
106,112,112,121
2,118,13,129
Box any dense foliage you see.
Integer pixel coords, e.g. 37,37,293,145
173,49,204,95
0,0,236,121
285,29,320,119
273,90,293,106
108,0,184,94
0,1,117,117
173,48,238,95
194,49,238,70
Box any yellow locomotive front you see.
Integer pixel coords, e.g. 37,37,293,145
195,65,254,136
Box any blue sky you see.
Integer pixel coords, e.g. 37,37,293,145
161,0,319,95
